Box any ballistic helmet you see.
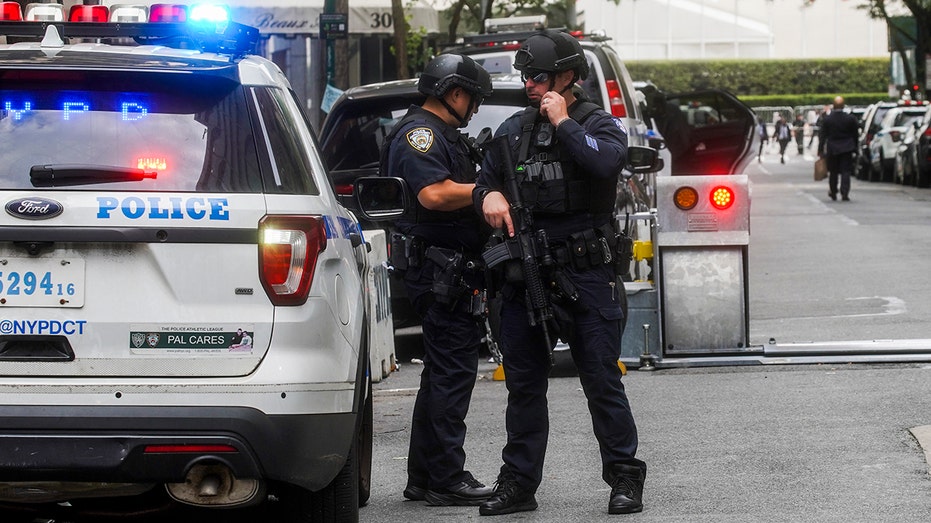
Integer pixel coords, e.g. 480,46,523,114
513,30,589,80
417,54,493,100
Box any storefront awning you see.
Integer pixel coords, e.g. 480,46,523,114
224,0,440,37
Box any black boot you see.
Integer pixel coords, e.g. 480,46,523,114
608,464,645,515
479,468,537,516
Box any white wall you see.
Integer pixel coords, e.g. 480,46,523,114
577,0,889,60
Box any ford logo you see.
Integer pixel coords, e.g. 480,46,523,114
5,197,64,220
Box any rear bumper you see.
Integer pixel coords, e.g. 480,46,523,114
0,405,355,492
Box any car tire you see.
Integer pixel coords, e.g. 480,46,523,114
357,377,373,507
918,168,930,188
279,429,361,522
880,153,893,183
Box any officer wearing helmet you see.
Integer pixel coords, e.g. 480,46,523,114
380,53,494,506
473,30,647,516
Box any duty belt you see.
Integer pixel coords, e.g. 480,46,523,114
550,228,614,270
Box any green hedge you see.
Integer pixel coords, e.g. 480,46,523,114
626,58,893,108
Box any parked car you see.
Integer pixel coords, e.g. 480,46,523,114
869,105,928,182
856,101,897,180
893,104,931,187
0,5,377,521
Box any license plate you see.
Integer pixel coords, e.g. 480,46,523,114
0,258,85,307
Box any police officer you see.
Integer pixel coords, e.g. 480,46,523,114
381,53,494,506
473,31,647,516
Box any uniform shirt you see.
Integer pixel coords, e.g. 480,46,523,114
384,105,485,253
476,100,628,240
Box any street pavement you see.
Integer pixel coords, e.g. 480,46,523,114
366,356,931,522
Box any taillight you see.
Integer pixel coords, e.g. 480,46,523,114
335,183,354,196
0,2,22,21
259,216,327,306
69,5,109,23
674,185,735,211
673,187,699,210
605,80,627,118
710,186,735,210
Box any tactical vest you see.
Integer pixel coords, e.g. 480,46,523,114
380,108,479,224
513,101,618,215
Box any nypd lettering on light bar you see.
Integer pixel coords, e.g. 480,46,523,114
97,196,230,221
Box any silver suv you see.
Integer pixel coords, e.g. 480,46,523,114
0,4,379,521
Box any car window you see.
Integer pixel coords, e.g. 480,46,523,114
0,70,262,192
871,106,893,131
892,110,925,127
321,96,420,172
668,94,743,128
470,52,516,75
250,87,319,195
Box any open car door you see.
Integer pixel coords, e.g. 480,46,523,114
645,89,759,175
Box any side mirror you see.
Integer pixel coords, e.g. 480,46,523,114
627,145,664,174
353,176,412,222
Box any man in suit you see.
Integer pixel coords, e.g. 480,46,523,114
818,96,860,201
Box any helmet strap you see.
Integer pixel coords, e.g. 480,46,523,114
439,96,468,127
557,71,578,96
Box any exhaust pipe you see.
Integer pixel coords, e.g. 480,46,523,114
165,463,263,507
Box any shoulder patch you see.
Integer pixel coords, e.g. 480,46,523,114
613,117,628,134
406,127,434,153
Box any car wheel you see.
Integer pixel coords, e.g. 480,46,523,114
918,168,930,188
357,377,373,507
881,152,892,182
866,159,877,182
279,434,360,522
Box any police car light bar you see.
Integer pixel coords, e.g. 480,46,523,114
0,3,258,58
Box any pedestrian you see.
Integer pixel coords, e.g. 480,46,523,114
792,113,806,155
808,107,826,149
473,30,646,516
818,96,859,201
756,116,768,162
773,115,791,163
381,53,494,506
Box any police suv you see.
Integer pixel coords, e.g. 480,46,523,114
0,3,376,521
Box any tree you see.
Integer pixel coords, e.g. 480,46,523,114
811,1,931,97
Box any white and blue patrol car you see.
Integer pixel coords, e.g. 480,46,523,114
0,3,386,521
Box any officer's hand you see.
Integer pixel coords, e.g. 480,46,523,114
540,91,568,126
482,191,514,237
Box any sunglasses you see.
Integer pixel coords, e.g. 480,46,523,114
521,71,551,84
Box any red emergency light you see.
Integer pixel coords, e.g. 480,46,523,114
710,186,735,210
0,2,22,21
69,5,109,23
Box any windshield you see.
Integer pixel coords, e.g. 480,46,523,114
0,71,262,192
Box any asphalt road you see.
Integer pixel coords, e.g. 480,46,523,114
363,143,931,522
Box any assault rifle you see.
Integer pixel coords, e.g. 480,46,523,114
482,135,556,366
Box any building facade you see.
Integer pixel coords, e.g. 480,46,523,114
577,0,889,60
